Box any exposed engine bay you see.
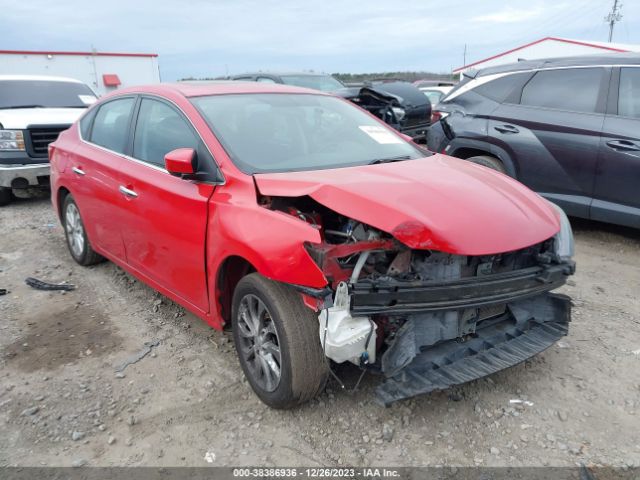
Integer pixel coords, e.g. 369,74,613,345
262,194,575,406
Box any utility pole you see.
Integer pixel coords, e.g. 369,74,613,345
90,44,99,91
463,44,467,67
605,0,623,42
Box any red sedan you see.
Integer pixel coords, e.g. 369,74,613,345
49,82,575,408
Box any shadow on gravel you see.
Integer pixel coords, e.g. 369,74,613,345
569,217,640,243
1,303,122,372
9,187,51,203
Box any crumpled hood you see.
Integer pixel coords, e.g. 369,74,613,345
254,155,560,256
335,86,400,103
0,108,86,129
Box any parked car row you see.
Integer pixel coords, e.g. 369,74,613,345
7,53,639,408
0,55,640,408
47,81,575,408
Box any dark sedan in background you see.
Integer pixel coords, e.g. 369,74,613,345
229,72,431,142
427,54,640,229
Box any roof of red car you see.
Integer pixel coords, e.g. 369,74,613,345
114,81,327,98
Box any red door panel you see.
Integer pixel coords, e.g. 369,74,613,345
64,95,138,261
65,142,128,261
116,161,214,312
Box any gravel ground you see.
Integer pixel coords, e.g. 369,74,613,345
0,194,639,468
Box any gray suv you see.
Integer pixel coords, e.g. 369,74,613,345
427,54,640,228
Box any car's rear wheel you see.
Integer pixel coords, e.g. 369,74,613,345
62,194,104,266
467,155,507,174
0,187,11,207
231,273,328,409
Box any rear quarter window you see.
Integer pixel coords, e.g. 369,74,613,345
79,108,97,139
441,72,531,108
473,72,532,103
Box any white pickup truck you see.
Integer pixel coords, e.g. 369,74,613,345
0,75,97,206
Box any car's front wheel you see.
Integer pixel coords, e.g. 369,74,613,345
231,273,328,409
62,194,104,266
466,155,507,174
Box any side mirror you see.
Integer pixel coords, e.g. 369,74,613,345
164,148,196,176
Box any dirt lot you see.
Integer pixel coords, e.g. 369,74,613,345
0,194,639,468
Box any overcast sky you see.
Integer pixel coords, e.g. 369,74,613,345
2,0,638,80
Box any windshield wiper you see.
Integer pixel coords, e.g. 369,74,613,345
3,105,46,109
368,155,413,165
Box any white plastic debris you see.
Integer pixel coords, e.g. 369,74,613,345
204,451,216,463
510,399,534,406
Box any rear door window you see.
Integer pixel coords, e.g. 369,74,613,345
520,68,604,113
618,68,640,119
132,98,199,167
89,97,136,153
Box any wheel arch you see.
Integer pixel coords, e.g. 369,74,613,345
449,140,518,179
214,255,257,328
207,201,329,328
56,186,71,222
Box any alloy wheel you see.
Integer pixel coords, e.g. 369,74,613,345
236,294,282,392
65,203,85,258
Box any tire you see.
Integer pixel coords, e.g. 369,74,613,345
62,194,104,266
466,155,507,174
231,273,328,409
0,187,11,207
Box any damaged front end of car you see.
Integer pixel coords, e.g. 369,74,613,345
263,194,575,406
335,83,431,143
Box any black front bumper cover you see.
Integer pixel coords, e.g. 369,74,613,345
375,293,571,406
346,259,574,406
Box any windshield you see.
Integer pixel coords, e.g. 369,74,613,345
192,93,425,174
0,80,97,109
279,75,344,92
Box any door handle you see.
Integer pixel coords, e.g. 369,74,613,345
118,185,138,198
606,140,640,152
494,125,520,134
72,167,86,176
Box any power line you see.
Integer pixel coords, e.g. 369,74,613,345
605,0,623,42
502,0,601,51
